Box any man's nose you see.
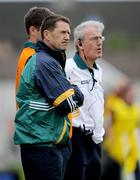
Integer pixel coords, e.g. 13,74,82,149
65,33,70,40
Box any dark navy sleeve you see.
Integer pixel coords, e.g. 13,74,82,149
35,54,84,115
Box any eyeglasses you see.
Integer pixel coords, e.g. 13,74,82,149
79,36,105,44
92,36,105,42
88,68,97,91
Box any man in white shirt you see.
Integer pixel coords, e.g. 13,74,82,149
64,20,105,180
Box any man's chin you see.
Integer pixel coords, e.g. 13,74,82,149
59,47,67,51
97,53,102,58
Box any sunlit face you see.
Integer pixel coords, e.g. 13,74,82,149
81,26,104,61
45,21,71,51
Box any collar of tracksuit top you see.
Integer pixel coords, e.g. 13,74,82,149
24,41,36,49
73,52,99,71
36,40,66,70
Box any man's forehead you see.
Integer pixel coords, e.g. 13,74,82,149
84,26,101,34
54,21,71,33
83,28,101,39
55,20,70,27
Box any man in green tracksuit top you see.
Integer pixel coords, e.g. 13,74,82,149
14,14,84,180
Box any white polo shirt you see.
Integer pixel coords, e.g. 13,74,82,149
65,53,105,144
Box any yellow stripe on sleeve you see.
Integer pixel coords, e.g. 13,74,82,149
53,89,74,107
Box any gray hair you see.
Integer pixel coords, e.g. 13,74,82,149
73,20,104,46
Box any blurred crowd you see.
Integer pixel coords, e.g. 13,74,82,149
101,78,140,180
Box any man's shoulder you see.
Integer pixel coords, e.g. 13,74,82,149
18,47,36,67
36,52,61,73
94,63,102,75
67,57,74,61
94,62,101,70
22,54,36,71
36,51,57,64
66,57,75,67
19,47,35,59
94,63,103,83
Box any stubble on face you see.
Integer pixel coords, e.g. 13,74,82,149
48,21,71,51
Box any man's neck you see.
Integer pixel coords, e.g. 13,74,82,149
28,37,37,44
80,53,95,69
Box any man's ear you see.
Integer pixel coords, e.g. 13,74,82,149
78,39,84,50
78,39,82,47
43,30,50,41
29,26,38,35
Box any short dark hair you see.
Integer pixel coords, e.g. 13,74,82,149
41,14,70,39
24,6,54,34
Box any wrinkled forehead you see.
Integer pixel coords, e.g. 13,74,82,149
83,26,102,38
84,25,102,34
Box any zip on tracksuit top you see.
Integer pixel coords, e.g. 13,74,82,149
14,41,84,147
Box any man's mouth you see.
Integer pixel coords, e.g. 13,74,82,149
97,47,101,51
